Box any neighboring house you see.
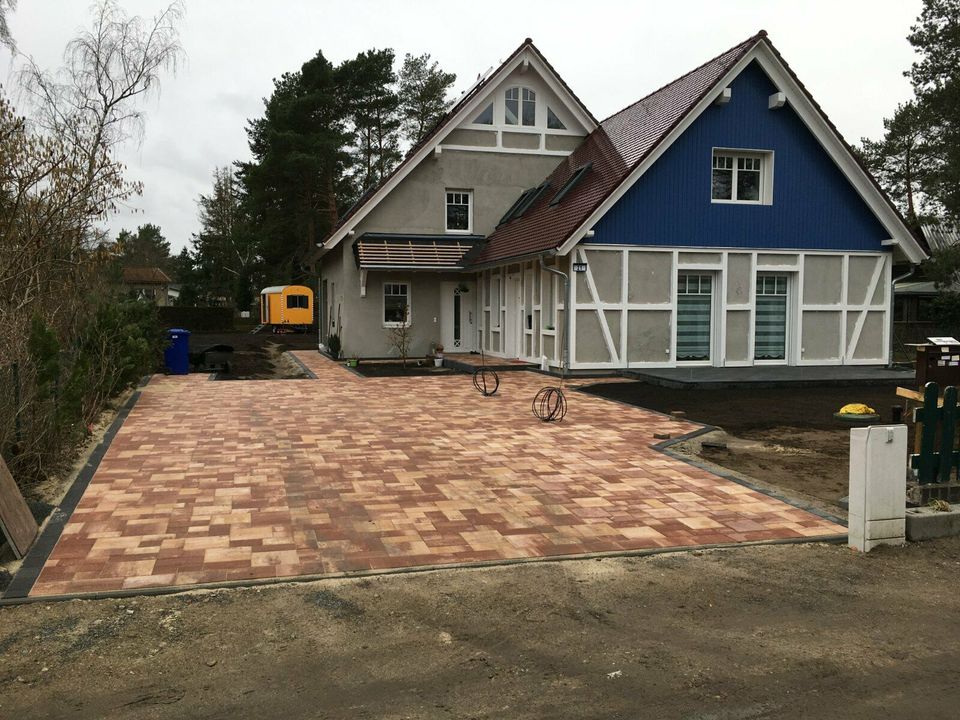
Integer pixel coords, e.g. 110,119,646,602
315,31,927,370
121,267,173,306
921,223,959,253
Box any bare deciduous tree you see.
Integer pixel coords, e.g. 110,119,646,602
0,1,183,487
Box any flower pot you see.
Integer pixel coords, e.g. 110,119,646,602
347,359,358,368
434,357,443,367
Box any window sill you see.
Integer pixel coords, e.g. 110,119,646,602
445,228,473,235
710,199,768,206
382,322,412,329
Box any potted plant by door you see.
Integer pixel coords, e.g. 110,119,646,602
433,343,444,367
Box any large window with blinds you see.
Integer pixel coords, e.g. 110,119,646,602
754,274,788,361
677,273,713,362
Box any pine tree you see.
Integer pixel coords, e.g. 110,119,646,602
858,101,938,227
398,53,456,144
115,224,173,271
339,49,402,191
192,166,259,308
907,0,960,221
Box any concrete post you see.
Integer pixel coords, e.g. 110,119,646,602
848,424,907,551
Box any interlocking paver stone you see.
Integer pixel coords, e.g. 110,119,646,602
29,352,844,596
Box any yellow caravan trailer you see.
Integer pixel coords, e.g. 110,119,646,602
260,285,314,329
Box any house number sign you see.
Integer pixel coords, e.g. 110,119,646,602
572,262,588,273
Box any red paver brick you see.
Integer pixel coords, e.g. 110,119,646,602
29,353,844,596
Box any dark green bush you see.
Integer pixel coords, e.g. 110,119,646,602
7,299,163,485
929,291,960,334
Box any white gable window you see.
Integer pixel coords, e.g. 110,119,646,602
711,150,772,204
505,87,536,126
383,282,410,327
473,102,493,125
445,190,472,232
546,107,566,130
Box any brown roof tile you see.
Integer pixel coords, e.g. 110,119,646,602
122,267,171,285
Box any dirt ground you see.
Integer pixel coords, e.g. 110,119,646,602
583,382,910,507
354,360,464,378
1,538,959,719
187,330,315,379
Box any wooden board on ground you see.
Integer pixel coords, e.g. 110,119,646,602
0,456,38,559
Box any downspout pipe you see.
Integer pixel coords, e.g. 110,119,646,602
541,255,571,375
888,264,916,368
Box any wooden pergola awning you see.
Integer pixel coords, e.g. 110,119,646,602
353,233,485,271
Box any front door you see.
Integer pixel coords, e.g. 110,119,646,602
676,273,714,363
441,281,476,352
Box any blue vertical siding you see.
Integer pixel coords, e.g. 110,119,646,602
589,61,891,251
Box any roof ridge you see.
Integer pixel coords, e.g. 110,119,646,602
600,30,767,125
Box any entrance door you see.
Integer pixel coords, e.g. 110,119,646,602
676,273,714,362
754,274,789,362
441,281,476,352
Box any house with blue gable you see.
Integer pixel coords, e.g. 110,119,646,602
315,31,926,371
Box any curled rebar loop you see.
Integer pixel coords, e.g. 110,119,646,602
472,367,500,396
532,386,567,422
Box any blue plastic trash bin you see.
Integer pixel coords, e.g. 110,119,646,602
164,328,191,375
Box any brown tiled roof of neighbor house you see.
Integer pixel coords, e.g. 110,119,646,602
353,233,484,269
318,39,598,248
474,32,764,266
121,267,171,284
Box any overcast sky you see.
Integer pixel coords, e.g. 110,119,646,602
1,0,923,252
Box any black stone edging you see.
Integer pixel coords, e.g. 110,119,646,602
2,378,150,601
285,351,318,379
573,384,849,529
0,533,845,607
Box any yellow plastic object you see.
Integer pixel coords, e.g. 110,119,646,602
838,403,877,416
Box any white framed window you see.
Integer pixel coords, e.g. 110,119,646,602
711,149,773,204
473,102,493,125
546,107,566,130
445,190,472,233
505,87,536,126
383,282,410,327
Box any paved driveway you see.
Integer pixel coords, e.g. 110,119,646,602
27,353,843,596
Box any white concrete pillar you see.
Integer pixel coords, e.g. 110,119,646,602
848,424,907,551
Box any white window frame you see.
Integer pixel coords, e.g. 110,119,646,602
504,86,536,127
382,281,411,328
445,189,473,234
711,148,774,205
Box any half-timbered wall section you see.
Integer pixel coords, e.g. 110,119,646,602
566,245,890,369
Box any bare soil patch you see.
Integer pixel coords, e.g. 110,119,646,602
583,381,910,507
1,538,959,719
352,360,464,378
187,331,314,379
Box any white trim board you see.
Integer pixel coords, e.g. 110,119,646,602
556,40,926,265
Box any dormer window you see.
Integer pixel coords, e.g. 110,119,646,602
505,87,536,126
